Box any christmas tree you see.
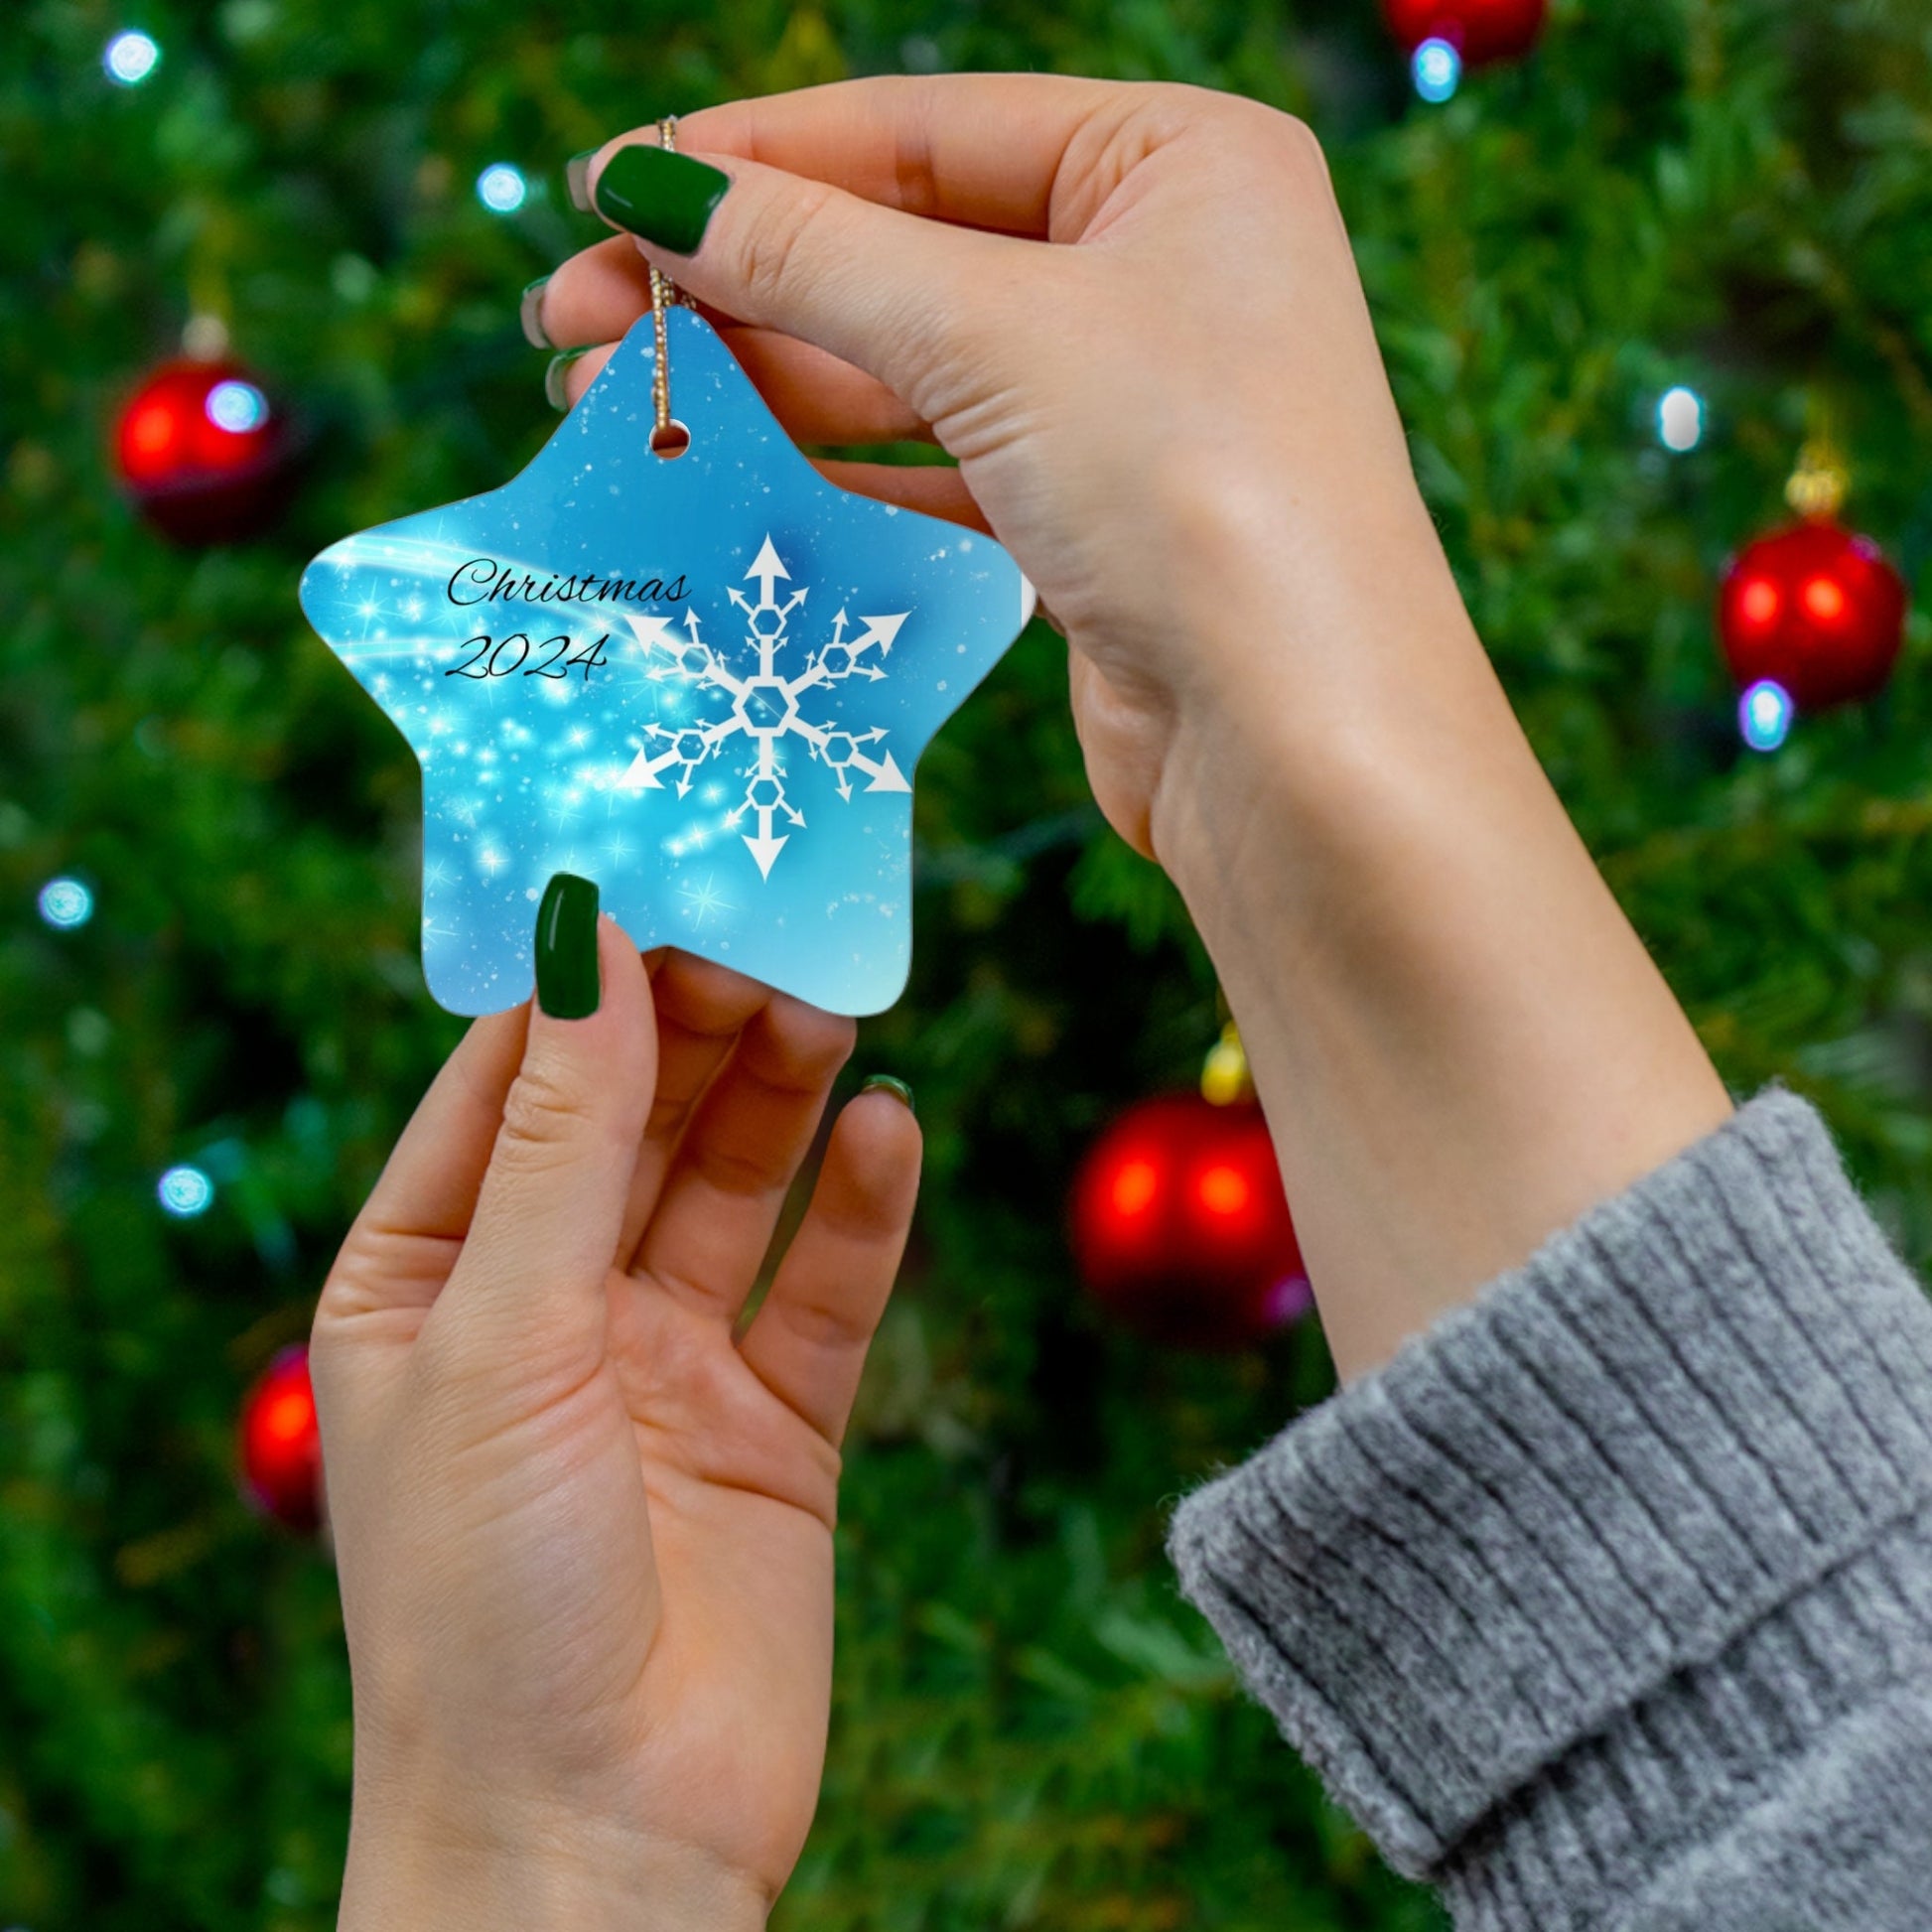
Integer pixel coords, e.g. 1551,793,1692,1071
4,2,1930,1927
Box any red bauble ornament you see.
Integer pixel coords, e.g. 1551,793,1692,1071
1070,1093,1311,1350
113,357,295,544
238,1345,324,1532
1718,518,1907,712
1382,0,1547,66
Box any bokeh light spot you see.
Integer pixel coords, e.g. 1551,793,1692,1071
206,379,268,434
38,878,93,928
157,1165,215,1217
477,163,528,213
1657,386,1704,453
259,1386,316,1445
1110,1158,1160,1218
1413,38,1461,102
104,30,160,85
1739,679,1793,754
1738,578,1780,628
1197,1164,1252,1217
1802,575,1847,623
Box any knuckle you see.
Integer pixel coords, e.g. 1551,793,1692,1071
735,178,842,314
494,1054,601,1168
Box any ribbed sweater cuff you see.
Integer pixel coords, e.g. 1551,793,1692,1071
1169,1091,1932,1885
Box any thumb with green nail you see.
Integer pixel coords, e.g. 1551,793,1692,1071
312,880,922,1932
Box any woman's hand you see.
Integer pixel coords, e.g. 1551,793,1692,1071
312,912,919,1932
539,75,1422,861
536,77,1729,1378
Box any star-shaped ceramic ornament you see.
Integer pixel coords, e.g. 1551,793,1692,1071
299,306,1035,1017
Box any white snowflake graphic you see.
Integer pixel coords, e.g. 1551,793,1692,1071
617,535,911,878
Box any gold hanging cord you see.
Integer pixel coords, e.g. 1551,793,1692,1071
647,116,687,453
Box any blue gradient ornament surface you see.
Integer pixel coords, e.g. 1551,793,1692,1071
300,308,1034,1016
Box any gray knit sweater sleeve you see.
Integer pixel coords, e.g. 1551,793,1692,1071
1169,1091,1932,1931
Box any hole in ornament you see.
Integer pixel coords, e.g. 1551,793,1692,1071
651,420,691,460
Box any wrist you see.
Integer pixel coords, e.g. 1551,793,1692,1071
1145,484,1502,932
1140,487,1729,1378
340,1794,768,1932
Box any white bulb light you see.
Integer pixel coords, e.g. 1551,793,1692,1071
104,30,161,85
38,878,93,929
1413,38,1461,103
206,379,269,433
1658,385,1705,453
158,1165,215,1218
477,164,528,213
1739,679,1793,754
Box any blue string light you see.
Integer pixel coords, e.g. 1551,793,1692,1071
206,379,269,433
37,879,93,929
103,30,160,85
1413,38,1462,102
157,1165,215,1218
1739,679,1794,754
477,164,528,213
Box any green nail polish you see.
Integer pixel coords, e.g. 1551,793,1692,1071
535,873,601,1019
592,143,730,256
861,1073,915,1116
519,275,552,350
544,346,592,411
565,149,597,213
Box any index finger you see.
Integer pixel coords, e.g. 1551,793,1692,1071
654,73,1134,237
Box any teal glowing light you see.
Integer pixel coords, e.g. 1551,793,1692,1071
38,878,93,928
158,1165,214,1217
477,164,528,213
207,379,269,433
104,30,160,85
1413,38,1461,102
1740,679,1793,753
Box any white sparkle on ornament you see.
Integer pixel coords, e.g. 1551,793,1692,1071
678,875,736,928
1658,385,1705,453
157,1164,214,1217
1413,37,1461,102
477,163,528,213
104,30,160,85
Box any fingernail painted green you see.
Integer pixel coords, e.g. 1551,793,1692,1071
592,144,730,256
565,150,597,212
861,1074,915,1116
544,347,592,411
519,275,552,350
536,873,601,1018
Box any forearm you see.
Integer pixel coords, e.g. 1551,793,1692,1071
1148,490,1730,1380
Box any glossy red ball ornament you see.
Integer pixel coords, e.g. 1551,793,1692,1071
1070,1093,1311,1350
1718,519,1907,712
1382,0,1547,66
238,1345,324,1532
113,357,295,544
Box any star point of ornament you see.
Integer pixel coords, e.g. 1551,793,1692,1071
300,305,1034,1018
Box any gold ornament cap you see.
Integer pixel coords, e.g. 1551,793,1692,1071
1784,440,1849,521
1200,1022,1254,1107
